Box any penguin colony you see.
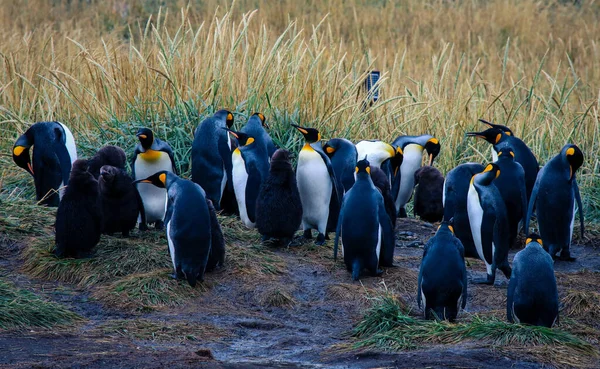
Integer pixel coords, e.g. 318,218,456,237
12,114,585,327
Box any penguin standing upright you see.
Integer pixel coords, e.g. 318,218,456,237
135,171,214,287
241,113,277,157
323,138,357,193
391,135,440,217
334,159,395,280
132,128,176,229
87,145,127,179
293,125,341,245
12,121,77,206
493,147,527,248
443,163,485,258
418,221,467,322
191,109,234,210
369,165,397,231
255,149,303,245
525,144,584,261
467,163,512,284
226,129,270,229
205,199,226,272
507,235,559,327
55,160,102,258
467,119,539,201
413,166,444,223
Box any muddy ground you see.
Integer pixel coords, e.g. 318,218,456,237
1,218,599,369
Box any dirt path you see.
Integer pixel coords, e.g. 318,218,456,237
1,218,599,368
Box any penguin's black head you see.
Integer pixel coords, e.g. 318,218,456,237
466,127,503,145
252,112,269,129
497,147,515,160
12,132,34,176
292,124,321,143
225,129,255,146
391,146,404,176
564,144,584,179
525,234,543,246
136,128,154,150
215,109,234,128
479,119,513,136
134,170,168,188
424,137,440,165
438,219,455,235
355,158,371,177
472,163,500,185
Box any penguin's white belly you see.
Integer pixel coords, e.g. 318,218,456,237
376,225,382,263
491,147,498,163
135,153,173,222
166,221,177,273
396,144,423,211
442,179,447,207
467,184,486,267
297,150,332,230
58,121,78,164
232,152,254,228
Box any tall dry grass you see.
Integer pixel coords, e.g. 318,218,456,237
0,0,599,215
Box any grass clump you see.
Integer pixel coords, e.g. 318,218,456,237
259,288,296,308
0,278,82,330
95,319,228,343
0,196,55,238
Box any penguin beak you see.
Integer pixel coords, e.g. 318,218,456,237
465,132,484,139
27,163,34,175
137,134,147,139
133,179,151,184
428,153,434,166
478,119,494,128
291,124,308,135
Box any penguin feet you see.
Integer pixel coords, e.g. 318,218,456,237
374,269,384,277
154,220,164,230
303,229,313,239
121,230,130,238
139,223,148,231
473,275,495,285
399,208,408,218
315,233,326,245
556,251,576,262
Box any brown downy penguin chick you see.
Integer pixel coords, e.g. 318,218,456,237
370,165,397,229
54,159,103,258
205,199,225,271
88,145,127,179
255,149,303,246
413,166,444,223
98,165,146,237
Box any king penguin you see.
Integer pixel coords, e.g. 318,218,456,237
391,135,440,217
466,119,539,202
443,163,485,258
241,112,277,157
293,124,341,245
334,158,395,280
12,121,77,206
354,140,396,168
191,109,234,210
507,235,559,327
131,128,177,229
418,221,467,322
467,163,512,284
323,138,357,193
226,129,270,229
135,171,214,287
493,147,527,248
525,144,584,261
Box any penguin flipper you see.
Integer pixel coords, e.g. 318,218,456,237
218,136,234,192
333,201,344,261
134,185,147,230
245,163,262,224
481,212,496,266
130,145,142,177
506,278,516,323
524,169,542,235
314,145,342,204
573,178,585,238
518,171,528,232
378,196,395,267
54,141,72,186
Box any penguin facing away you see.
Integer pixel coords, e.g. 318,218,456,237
12,121,77,206
443,163,485,258
391,135,440,218
507,235,559,327
467,163,512,284
493,147,527,249
226,129,270,229
98,165,146,237
370,165,397,231
87,145,127,179
418,221,467,322
191,109,234,210
131,127,177,229
241,112,278,158
525,144,584,261
135,171,213,287
255,149,303,245
293,124,341,245
55,160,102,258
334,158,395,280
413,166,444,223
323,138,358,193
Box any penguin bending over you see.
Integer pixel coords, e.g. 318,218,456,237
55,160,102,258
355,140,396,168
293,125,341,245
334,158,395,279
241,112,277,157
98,165,146,237
256,149,303,245
391,135,440,217
88,145,127,179
413,166,444,223
323,138,357,193
467,163,512,284
135,171,214,287
418,221,467,322
191,109,234,210
493,148,527,248
507,235,559,327
525,144,584,261
226,129,270,229
132,128,176,229
13,121,77,206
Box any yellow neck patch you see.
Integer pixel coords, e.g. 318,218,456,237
246,137,255,145
483,164,493,172
448,225,454,234
139,149,165,162
13,146,26,156
326,147,335,154
227,113,233,121
495,133,502,144
566,147,575,156
159,173,167,186
428,138,439,145
301,143,314,152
